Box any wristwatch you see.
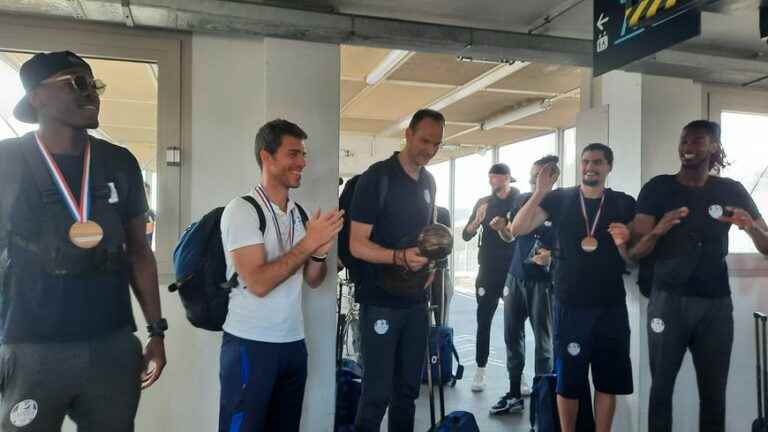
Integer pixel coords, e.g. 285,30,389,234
311,254,328,262
147,318,168,338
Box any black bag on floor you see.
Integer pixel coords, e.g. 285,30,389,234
335,358,362,431
422,325,464,386
433,411,479,432
529,373,596,432
753,312,768,432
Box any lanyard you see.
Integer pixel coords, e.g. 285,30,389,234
35,132,91,222
254,186,295,253
579,189,605,239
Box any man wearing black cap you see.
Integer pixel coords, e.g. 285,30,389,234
0,51,166,431
462,162,519,394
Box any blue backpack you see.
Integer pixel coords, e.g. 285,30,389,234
422,325,464,386
168,196,307,331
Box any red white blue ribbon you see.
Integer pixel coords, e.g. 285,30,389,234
254,185,295,252
35,133,91,223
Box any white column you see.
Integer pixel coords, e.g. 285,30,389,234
262,37,341,431
109,34,340,432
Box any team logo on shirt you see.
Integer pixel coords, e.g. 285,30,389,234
478,287,486,297
651,318,665,334
374,319,389,335
503,287,509,297
424,189,432,204
567,342,581,357
708,204,724,220
10,399,38,427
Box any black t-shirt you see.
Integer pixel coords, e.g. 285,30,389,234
637,174,761,298
540,187,636,307
0,133,147,343
463,190,519,269
508,193,555,282
350,153,435,307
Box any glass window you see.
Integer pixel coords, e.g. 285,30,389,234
452,152,492,294
0,55,37,139
427,160,450,210
562,128,577,187
721,111,768,254
498,133,558,193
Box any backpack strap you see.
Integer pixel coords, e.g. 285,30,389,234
449,339,464,387
19,134,58,198
222,195,267,289
294,203,309,226
241,195,266,236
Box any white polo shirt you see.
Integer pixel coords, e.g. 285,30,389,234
220,188,307,343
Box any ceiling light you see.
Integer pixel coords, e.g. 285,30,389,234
366,50,411,86
481,100,552,131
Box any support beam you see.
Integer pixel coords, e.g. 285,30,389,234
68,0,89,19
0,0,593,66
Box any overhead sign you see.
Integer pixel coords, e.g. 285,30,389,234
593,0,703,76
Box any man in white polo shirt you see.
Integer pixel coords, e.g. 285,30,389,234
218,119,344,432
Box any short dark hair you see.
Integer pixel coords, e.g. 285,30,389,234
582,143,613,166
254,119,308,168
683,120,728,173
408,109,445,131
534,154,559,166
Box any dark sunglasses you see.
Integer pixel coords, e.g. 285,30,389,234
40,74,107,96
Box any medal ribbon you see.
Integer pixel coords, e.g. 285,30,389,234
35,133,91,223
579,188,605,239
254,186,295,252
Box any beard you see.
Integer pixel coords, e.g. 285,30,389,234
681,157,708,171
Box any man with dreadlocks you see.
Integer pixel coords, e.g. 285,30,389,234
628,120,768,432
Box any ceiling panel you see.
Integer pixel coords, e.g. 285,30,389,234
344,82,450,121
513,97,580,129
340,117,393,134
490,63,584,94
440,91,535,123
88,59,157,103
444,123,475,139
388,52,495,86
341,79,367,107
100,125,156,144
99,100,156,129
451,127,545,147
341,45,392,79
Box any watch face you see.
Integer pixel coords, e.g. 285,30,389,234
150,319,168,332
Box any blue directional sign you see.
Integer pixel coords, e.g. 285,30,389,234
593,0,703,76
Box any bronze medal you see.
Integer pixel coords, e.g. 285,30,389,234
579,189,606,254
581,236,598,253
69,221,104,249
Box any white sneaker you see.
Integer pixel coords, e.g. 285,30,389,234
520,381,532,397
471,367,486,392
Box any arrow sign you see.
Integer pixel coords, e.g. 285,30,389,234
596,13,609,31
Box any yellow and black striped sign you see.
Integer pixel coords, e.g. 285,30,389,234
625,0,686,27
